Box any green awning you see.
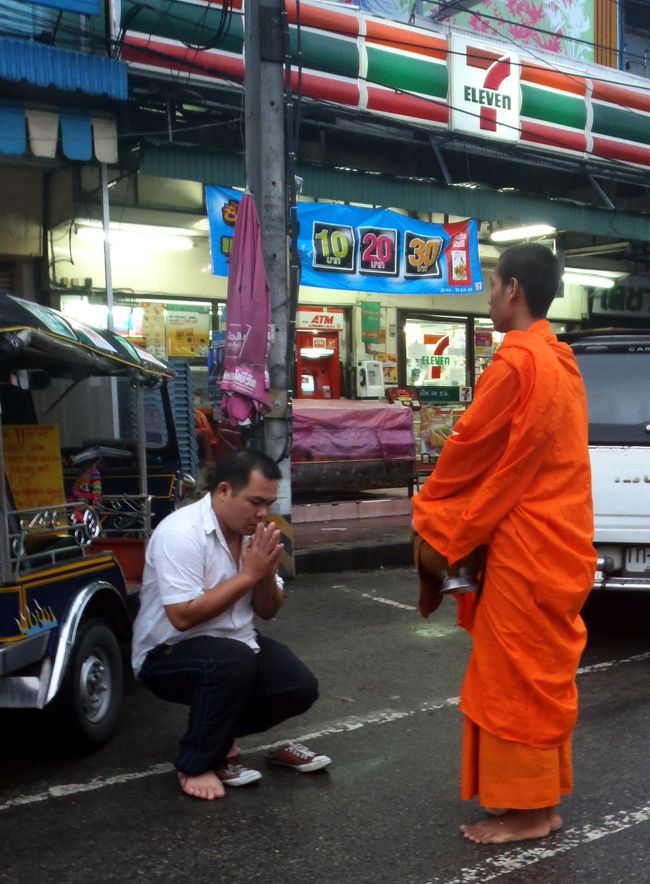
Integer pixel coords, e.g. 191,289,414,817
140,143,650,242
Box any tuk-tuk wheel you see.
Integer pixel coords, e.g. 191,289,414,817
55,618,124,749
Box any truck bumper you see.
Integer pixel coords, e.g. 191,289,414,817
594,558,650,592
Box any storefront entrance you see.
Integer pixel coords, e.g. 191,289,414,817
397,311,504,460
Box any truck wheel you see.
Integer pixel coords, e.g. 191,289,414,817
55,618,124,749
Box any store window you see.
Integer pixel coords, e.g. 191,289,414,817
405,317,468,389
474,319,505,380
401,314,470,462
400,313,567,461
59,295,226,408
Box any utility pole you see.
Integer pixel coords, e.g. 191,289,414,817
244,0,295,576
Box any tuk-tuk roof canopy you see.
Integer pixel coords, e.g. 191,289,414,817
0,292,174,384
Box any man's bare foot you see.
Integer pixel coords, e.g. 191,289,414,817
177,770,225,800
485,806,509,816
460,807,563,844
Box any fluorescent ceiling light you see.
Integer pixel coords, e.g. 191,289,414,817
490,224,556,242
564,268,626,279
563,271,615,289
76,225,194,252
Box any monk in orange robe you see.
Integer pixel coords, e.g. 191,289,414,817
412,243,596,844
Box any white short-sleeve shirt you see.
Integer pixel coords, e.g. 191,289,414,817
131,493,280,675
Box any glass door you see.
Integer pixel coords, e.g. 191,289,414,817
473,319,504,382
399,313,471,461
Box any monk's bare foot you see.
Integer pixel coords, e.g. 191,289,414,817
226,743,240,761
177,770,225,800
485,806,509,816
460,808,560,844
547,806,563,832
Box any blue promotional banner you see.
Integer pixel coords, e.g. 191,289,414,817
206,186,484,296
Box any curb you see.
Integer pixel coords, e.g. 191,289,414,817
295,539,413,573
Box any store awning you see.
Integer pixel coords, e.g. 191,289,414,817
0,104,118,162
140,143,650,243
0,36,127,101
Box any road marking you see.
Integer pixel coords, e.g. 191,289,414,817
578,650,650,674
359,592,416,610
252,695,461,751
333,584,417,611
439,801,650,884
0,651,647,814
0,763,175,812
0,697,461,814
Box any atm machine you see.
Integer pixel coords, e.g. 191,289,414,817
295,330,341,399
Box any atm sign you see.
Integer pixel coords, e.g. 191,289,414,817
296,308,345,330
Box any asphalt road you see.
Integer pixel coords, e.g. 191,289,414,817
1,569,648,884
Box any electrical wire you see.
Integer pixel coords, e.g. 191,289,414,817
120,30,650,186
114,0,234,56
3,0,650,95
3,3,649,191
119,1,650,92
0,0,641,71
426,2,614,57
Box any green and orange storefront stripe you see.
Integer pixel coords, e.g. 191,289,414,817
119,0,650,175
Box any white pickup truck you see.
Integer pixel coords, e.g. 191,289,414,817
561,330,650,592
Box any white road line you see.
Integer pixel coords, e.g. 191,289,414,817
333,584,417,611
0,763,175,812
0,651,646,814
360,592,416,610
578,650,650,674
439,801,650,884
0,697,460,814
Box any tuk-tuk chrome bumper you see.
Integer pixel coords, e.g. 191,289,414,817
0,581,128,709
0,631,50,676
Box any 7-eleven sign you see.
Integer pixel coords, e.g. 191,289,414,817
450,34,520,143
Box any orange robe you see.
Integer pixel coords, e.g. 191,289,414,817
412,321,596,807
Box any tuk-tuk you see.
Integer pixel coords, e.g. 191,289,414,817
0,291,180,748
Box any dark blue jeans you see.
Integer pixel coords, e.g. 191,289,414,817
139,633,319,776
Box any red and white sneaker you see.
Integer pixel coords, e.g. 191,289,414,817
216,763,262,786
266,742,332,773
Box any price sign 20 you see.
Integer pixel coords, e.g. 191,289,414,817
359,227,399,276
312,222,356,272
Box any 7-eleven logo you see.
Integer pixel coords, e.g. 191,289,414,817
450,34,520,143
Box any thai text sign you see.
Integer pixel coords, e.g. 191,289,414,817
165,304,211,357
592,285,650,319
206,186,484,295
416,386,472,404
2,425,66,509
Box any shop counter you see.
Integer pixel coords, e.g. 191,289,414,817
291,399,416,494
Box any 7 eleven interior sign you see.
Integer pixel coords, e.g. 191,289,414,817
450,34,520,143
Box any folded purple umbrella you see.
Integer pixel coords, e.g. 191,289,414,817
220,192,272,426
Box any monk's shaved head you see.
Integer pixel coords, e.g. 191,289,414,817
497,244,560,318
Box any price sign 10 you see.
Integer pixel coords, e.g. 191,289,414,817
312,222,355,272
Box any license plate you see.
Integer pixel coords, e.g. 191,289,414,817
624,547,650,573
